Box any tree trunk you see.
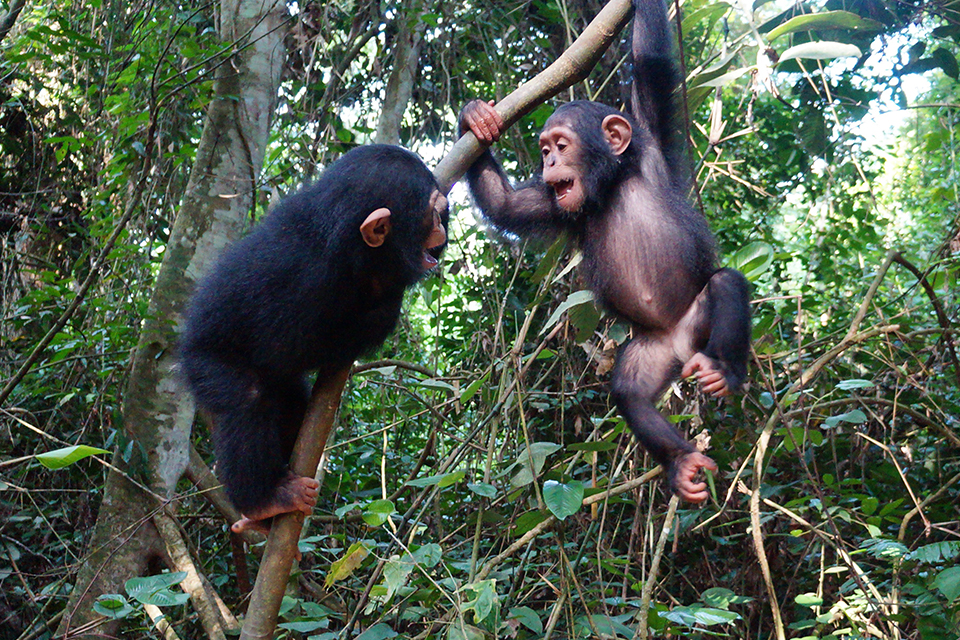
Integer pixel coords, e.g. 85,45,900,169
58,1,288,637
375,7,423,146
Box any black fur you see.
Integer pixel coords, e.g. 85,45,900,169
180,144,445,513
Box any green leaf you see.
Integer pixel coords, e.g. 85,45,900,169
325,541,370,587
513,510,548,536
409,470,464,488
412,543,442,567
701,587,735,608
508,606,544,634
509,442,561,487
574,614,636,637
408,473,445,488
568,299,602,342
933,567,960,602
439,470,466,488
467,482,497,498
860,497,879,516
727,242,774,281
543,480,584,520
461,579,498,623
125,572,189,606
461,371,490,404
446,620,486,640
836,379,874,390
795,593,823,607
931,47,960,79
824,409,867,428
860,538,907,560
36,445,109,470
93,594,135,619
541,290,595,335
696,67,752,89
779,41,862,63
278,620,327,633
355,622,397,640
362,499,396,527
531,235,568,283
334,502,360,519
417,378,458,393
766,11,882,41
382,554,416,601
661,605,740,626
682,3,732,33
906,541,960,564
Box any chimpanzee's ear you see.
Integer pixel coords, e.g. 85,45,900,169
360,208,392,247
601,114,632,156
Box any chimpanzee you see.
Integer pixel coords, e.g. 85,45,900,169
180,145,448,533
459,0,750,503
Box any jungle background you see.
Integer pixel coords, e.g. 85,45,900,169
1,0,958,638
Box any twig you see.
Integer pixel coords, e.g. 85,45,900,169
636,496,679,639
891,252,960,388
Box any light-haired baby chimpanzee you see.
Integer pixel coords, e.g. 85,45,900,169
180,145,448,533
459,0,750,503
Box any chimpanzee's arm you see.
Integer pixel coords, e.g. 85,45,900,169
630,0,685,176
465,149,564,237
460,100,569,238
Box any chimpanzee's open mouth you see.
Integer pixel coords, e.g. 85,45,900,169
422,250,439,270
553,179,574,201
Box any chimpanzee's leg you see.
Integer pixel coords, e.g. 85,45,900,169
681,268,751,396
209,374,319,534
612,335,717,502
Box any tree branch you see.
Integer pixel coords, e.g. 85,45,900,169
238,368,350,640
431,0,633,193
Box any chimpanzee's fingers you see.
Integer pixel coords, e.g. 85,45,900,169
466,113,494,143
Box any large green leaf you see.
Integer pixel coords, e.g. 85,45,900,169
824,409,867,428
508,606,544,634
125,572,189,607
362,499,396,527
509,442,562,487
325,541,370,587
933,567,960,602
541,290,595,335
93,594,135,620
461,579,499,624
766,11,882,41
907,541,960,564
36,445,109,470
727,241,774,281
543,480,584,520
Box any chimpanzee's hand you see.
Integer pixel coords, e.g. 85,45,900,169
669,451,718,503
459,100,504,144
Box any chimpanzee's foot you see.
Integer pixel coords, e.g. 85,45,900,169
681,352,732,397
231,474,319,534
670,451,719,503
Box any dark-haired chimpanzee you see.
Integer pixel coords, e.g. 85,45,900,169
180,145,448,533
459,0,750,503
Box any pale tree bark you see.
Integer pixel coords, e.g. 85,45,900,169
58,1,288,637
375,6,424,145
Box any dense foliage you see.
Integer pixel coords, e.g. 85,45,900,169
1,0,957,639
